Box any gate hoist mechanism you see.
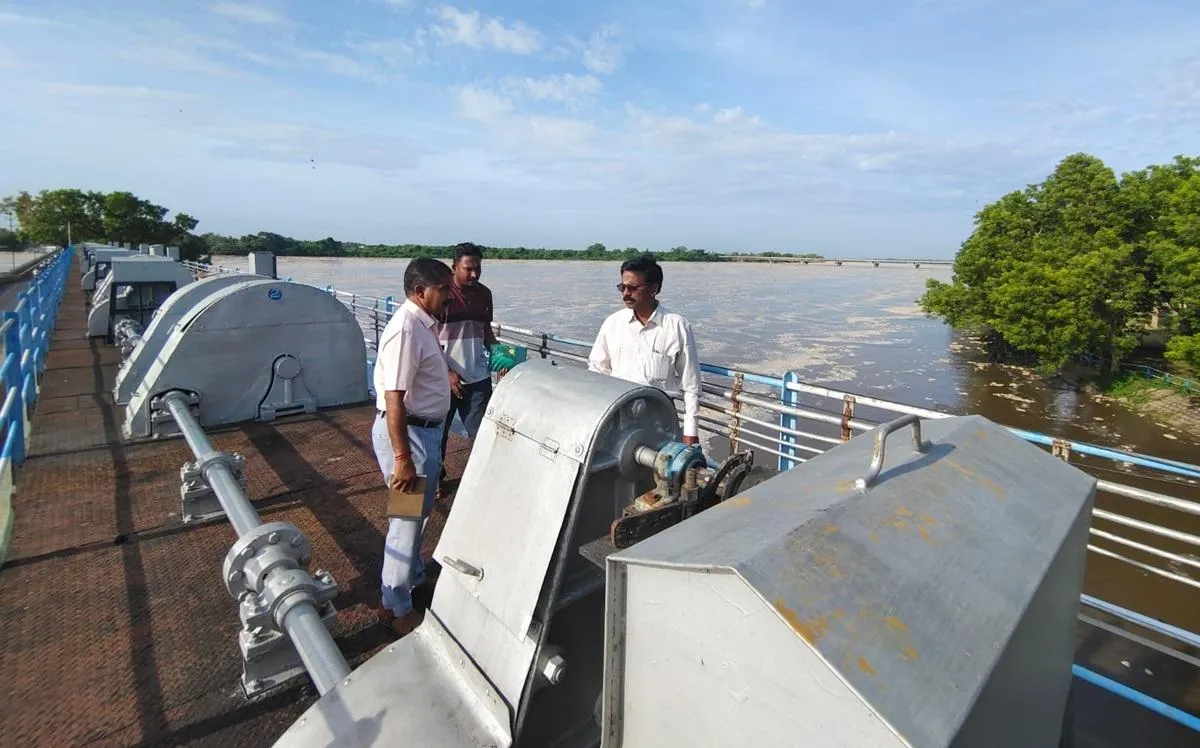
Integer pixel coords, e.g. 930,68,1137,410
122,277,369,440
86,255,195,340
274,360,1092,748
113,273,251,405
81,248,136,291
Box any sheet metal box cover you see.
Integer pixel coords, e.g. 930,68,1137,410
603,415,1095,748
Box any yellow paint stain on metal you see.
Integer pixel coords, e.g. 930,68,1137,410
896,506,912,517
889,519,909,531
725,496,752,508
918,525,934,545
833,609,846,620
884,616,907,633
901,646,919,661
921,514,938,525
857,657,877,676
774,597,818,644
812,551,844,579
823,524,839,535
870,530,880,543
941,458,1006,499
835,479,857,493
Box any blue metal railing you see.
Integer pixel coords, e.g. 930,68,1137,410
0,247,73,467
190,259,1200,731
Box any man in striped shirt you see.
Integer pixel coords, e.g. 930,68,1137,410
438,242,499,496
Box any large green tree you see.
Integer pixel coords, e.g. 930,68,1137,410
3,188,208,260
921,153,1200,374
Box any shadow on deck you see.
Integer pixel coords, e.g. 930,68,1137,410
0,275,471,746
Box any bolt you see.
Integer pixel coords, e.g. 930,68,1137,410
267,532,281,545
541,654,567,685
290,536,303,547
241,546,254,560
486,406,493,416
228,570,244,583
573,444,583,455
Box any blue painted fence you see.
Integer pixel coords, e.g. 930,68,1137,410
1,247,73,467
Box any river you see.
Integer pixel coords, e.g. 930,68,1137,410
215,255,1200,640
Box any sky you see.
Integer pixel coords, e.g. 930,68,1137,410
0,1,1197,257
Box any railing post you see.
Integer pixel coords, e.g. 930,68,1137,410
779,371,800,471
729,372,744,453
1052,439,1072,463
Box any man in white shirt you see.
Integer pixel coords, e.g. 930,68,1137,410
372,257,453,636
588,254,702,445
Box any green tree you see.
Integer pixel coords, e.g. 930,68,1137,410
19,188,104,245
102,191,170,246
921,153,1156,373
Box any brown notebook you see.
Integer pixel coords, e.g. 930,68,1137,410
386,478,427,520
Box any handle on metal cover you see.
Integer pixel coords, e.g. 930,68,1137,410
854,414,932,492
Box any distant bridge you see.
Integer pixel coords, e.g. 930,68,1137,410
719,256,952,267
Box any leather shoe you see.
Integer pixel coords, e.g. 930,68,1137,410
376,605,424,638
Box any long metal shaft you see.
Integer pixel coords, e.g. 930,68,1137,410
162,389,351,695
282,603,352,693
163,391,261,536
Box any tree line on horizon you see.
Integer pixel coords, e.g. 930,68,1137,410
919,153,1200,373
198,234,823,263
0,189,824,263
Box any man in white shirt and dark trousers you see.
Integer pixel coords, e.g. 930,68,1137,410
588,254,702,445
372,258,453,637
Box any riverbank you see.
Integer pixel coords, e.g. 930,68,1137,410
1100,375,1200,439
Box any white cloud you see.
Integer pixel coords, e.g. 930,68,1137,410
292,48,381,81
505,73,602,103
40,83,200,101
712,106,763,126
350,37,418,67
0,10,67,27
582,25,624,74
432,6,539,54
455,85,513,123
208,3,286,26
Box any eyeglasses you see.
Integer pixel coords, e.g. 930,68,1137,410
617,283,645,293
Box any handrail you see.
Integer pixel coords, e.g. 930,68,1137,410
186,259,1200,641
0,246,74,565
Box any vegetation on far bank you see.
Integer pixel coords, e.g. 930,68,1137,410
0,188,824,263
919,153,1200,376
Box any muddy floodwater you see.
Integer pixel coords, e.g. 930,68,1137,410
221,255,1200,637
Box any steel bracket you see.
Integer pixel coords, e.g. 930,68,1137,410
239,597,339,698
179,452,247,523
148,390,200,439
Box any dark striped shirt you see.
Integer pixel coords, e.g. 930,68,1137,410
438,282,493,385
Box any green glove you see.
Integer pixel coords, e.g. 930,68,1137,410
490,343,521,372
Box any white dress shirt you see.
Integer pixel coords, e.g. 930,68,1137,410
588,304,701,438
374,299,451,419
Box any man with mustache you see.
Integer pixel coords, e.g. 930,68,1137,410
372,257,453,637
588,253,702,446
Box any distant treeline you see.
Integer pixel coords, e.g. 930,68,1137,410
202,232,823,263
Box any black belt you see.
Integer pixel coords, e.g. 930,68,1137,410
377,410,442,429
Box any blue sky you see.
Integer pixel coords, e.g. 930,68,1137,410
0,0,1197,257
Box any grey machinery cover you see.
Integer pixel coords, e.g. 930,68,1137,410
602,414,1096,747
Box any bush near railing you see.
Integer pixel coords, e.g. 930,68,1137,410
0,247,74,564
